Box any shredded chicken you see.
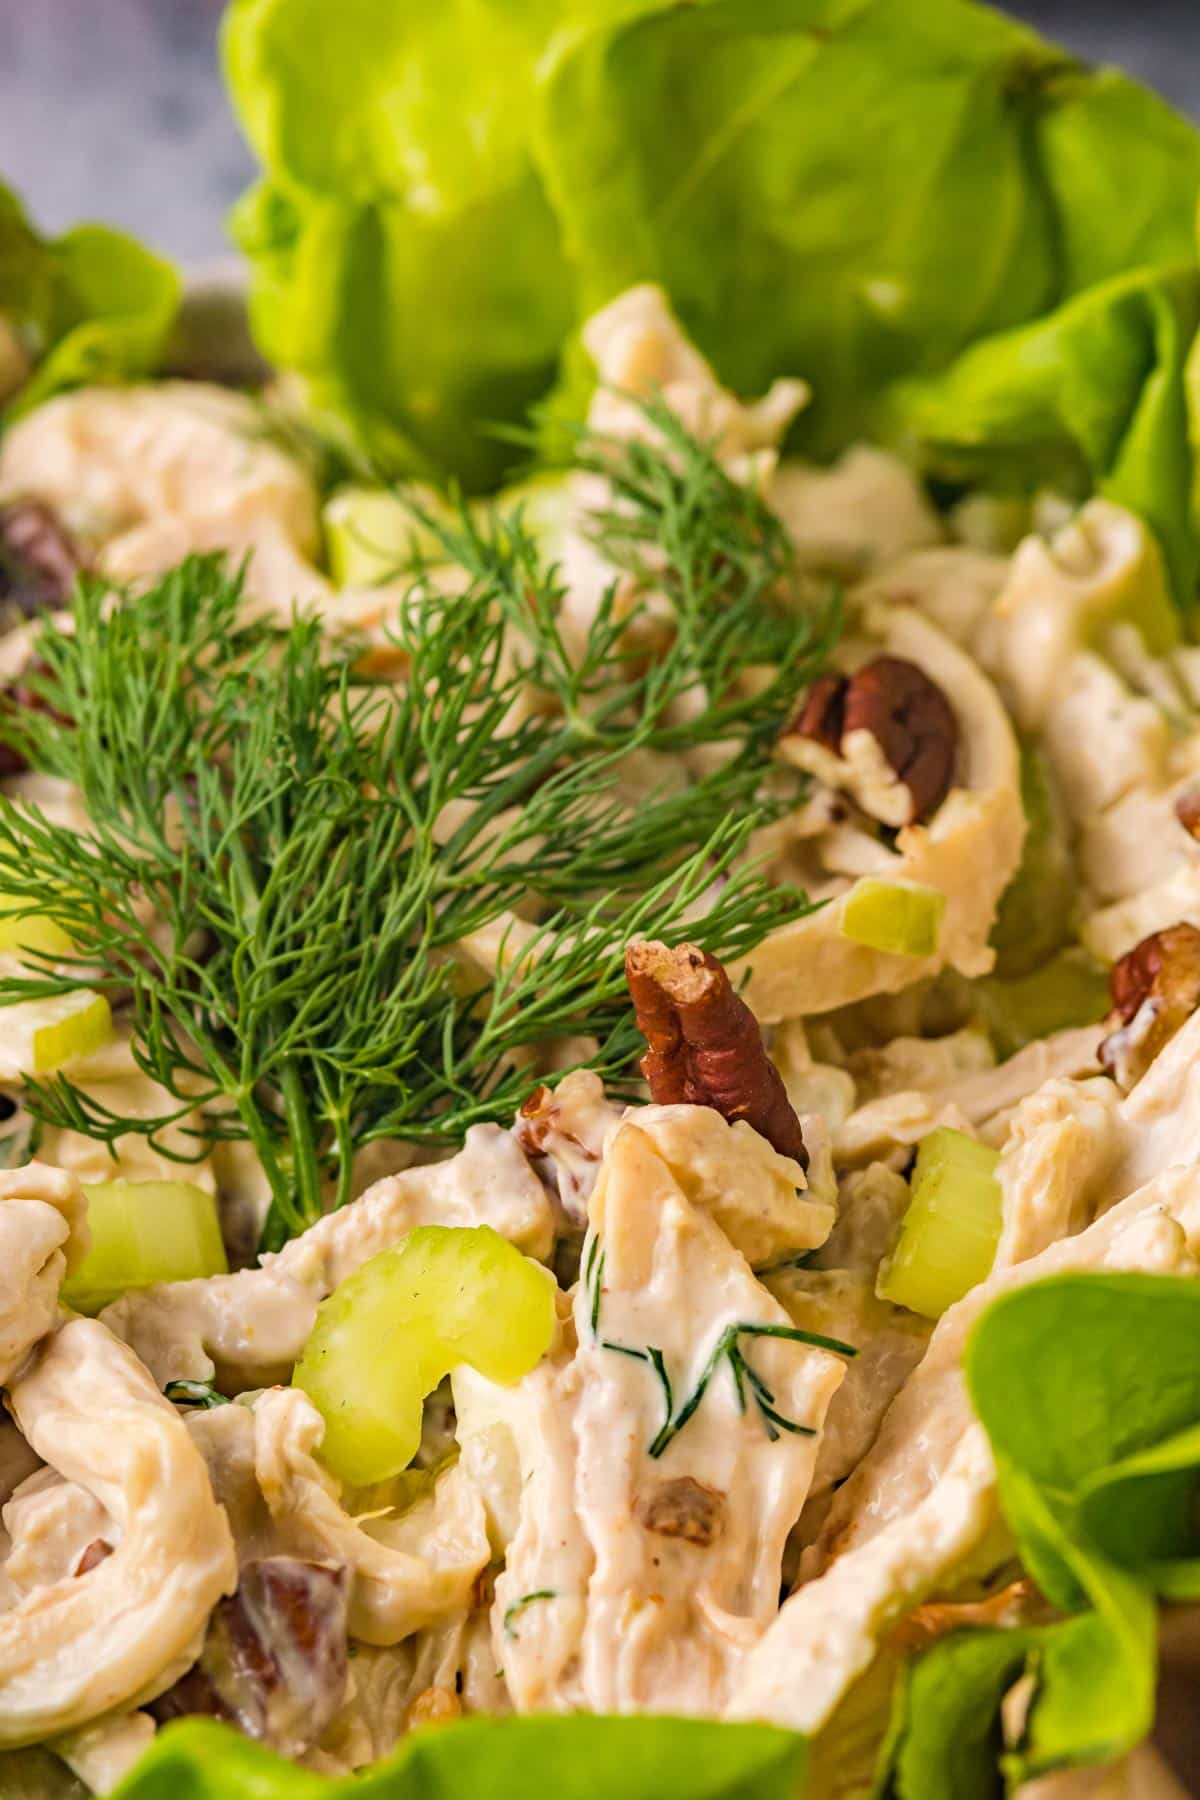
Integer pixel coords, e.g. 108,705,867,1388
0,1318,236,1744
103,1124,554,1388
459,1112,847,1718
251,1388,490,1646
0,1164,88,1386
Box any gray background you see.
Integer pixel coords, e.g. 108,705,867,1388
1,0,1199,265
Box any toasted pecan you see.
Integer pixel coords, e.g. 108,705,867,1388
786,655,958,825
624,940,806,1168
1099,922,1200,1089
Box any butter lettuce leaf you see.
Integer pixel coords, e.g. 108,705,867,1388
878,1273,1200,1794
0,182,179,414
223,0,1200,598
891,263,1200,603
221,0,591,488
111,1715,807,1800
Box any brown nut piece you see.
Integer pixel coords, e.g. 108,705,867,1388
786,655,959,827
515,1081,604,1226
636,1476,725,1546
150,1557,350,1759
406,1685,463,1731
624,939,807,1169
1175,786,1200,842
1099,922,1200,1090
790,671,846,753
0,500,84,612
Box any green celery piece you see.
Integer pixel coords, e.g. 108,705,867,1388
324,473,568,585
62,1180,228,1316
840,880,946,959
972,946,1110,1060
877,1129,1001,1320
323,484,457,583
988,745,1074,979
111,1714,807,1799
294,1225,556,1487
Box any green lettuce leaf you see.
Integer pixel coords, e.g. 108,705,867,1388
890,263,1200,605
221,0,596,489
111,1714,807,1800
0,182,179,415
223,0,1200,600
878,1273,1200,1794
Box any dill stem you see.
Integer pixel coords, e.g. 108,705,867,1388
280,1054,323,1225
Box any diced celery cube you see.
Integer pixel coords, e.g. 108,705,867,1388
62,1179,228,1315
0,990,113,1073
0,906,74,960
324,484,452,584
973,947,1111,1060
877,1128,1001,1320
841,879,946,958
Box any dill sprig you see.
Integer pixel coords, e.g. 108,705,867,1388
0,406,836,1246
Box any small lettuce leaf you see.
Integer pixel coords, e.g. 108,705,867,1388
874,1628,1031,1800
0,182,179,414
878,1273,1200,1794
969,1272,1200,1592
111,1714,808,1800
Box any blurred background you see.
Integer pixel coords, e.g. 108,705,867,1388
0,0,1198,264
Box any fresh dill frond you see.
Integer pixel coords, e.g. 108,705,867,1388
0,404,836,1246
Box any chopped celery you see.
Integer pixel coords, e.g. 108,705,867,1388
974,947,1110,1060
0,905,74,960
324,484,454,584
62,1179,229,1315
989,744,1073,978
841,879,946,958
1,990,112,1072
295,1224,555,1488
325,475,567,586
877,1128,1001,1320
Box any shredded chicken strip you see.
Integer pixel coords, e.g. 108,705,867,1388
0,1318,235,1744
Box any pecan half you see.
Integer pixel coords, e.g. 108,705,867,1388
784,655,958,826
0,500,84,614
790,672,846,753
624,940,807,1168
150,1557,350,1759
1099,922,1200,1090
636,1476,725,1546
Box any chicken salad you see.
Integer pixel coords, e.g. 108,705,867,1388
5,2,1200,1798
